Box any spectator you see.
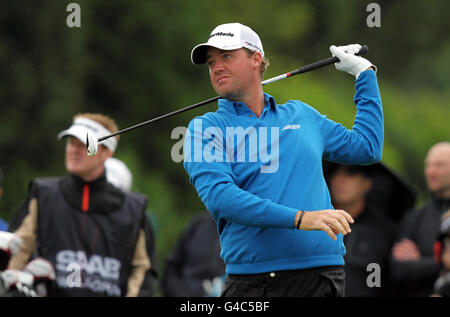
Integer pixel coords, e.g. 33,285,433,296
390,141,450,296
324,162,414,296
0,166,8,231
7,113,154,297
162,212,225,297
432,211,450,297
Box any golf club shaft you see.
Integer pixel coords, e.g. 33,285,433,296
98,45,368,142
262,45,369,85
98,95,220,142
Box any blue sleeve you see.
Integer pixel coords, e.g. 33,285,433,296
183,117,298,229
321,69,384,164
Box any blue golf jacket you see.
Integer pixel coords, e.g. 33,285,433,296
183,70,383,274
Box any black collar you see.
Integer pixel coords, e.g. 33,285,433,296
59,172,124,214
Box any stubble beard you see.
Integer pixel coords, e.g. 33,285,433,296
216,82,245,102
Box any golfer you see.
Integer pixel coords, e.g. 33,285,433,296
183,23,383,297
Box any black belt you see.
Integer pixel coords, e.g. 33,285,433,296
228,265,344,280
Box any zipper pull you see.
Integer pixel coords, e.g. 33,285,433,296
82,183,90,212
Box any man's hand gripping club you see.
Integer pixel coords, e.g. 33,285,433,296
330,44,376,79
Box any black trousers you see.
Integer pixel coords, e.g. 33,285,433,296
221,266,345,297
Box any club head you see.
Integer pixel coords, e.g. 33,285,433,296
86,132,99,156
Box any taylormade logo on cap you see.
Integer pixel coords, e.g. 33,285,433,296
208,32,234,39
191,23,264,65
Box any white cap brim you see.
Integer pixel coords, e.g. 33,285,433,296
191,43,243,65
57,125,89,145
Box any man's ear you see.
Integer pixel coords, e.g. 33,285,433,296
252,51,263,70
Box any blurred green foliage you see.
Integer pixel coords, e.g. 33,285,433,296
0,0,449,295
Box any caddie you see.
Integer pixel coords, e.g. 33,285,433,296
8,113,155,297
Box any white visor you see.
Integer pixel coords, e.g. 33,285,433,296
57,117,117,152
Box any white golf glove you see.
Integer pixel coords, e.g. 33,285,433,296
329,44,376,79
0,269,37,297
24,258,55,297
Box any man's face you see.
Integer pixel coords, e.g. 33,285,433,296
206,47,261,101
65,136,111,180
425,145,450,197
330,169,373,206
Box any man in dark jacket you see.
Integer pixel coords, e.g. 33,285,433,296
162,212,225,297
326,162,397,296
432,211,450,297
390,142,450,296
7,113,155,297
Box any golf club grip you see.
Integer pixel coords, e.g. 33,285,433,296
290,45,369,76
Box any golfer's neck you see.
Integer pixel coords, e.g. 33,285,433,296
240,87,265,118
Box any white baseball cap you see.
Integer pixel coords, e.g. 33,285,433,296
191,23,264,65
105,157,133,192
57,117,118,152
